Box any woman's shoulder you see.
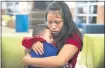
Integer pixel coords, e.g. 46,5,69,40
65,33,81,42
65,33,82,50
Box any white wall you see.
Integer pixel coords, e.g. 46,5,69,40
65,2,76,8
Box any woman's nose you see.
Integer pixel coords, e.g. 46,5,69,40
51,23,57,29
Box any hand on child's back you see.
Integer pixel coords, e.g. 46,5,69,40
32,41,44,55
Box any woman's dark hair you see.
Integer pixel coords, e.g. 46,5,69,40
45,1,83,51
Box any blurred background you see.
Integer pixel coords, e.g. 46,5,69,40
0,0,104,68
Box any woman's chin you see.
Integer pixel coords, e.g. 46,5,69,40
53,33,59,36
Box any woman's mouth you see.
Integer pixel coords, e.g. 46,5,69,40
52,31,58,33
52,31,59,35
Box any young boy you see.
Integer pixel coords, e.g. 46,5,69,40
22,24,58,68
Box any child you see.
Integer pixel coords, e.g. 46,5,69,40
22,24,58,68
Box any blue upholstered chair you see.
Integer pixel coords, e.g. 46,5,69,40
82,24,104,34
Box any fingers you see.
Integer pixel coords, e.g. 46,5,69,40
22,54,30,66
26,53,31,57
37,43,44,53
32,46,38,55
34,46,43,55
32,42,44,55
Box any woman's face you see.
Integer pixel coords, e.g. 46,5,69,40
47,10,63,35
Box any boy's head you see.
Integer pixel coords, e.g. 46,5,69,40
32,24,53,43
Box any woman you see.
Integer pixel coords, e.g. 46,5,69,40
23,1,83,68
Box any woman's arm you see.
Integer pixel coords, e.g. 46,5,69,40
23,44,78,67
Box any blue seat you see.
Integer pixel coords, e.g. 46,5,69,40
82,24,104,34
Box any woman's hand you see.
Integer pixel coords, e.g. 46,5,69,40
23,53,31,66
32,41,44,55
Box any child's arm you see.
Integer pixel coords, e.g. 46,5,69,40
24,48,31,68
22,37,34,49
22,37,46,49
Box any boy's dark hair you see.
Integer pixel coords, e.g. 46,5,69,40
32,24,48,37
